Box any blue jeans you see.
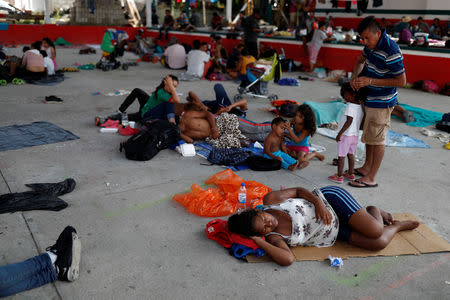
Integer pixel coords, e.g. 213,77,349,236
0,253,57,297
202,83,232,114
142,101,175,121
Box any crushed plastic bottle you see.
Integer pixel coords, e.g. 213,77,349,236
328,255,344,268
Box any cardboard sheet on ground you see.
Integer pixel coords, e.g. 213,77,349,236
246,213,450,262
0,121,79,152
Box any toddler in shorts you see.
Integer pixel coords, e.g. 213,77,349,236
328,82,364,184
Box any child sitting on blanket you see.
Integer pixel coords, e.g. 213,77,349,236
285,104,325,168
264,117,299,171
328,82,364,184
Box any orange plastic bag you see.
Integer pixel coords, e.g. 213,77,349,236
173,169,272,217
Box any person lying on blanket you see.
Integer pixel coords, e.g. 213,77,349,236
227,186,419,266
178,101,272,144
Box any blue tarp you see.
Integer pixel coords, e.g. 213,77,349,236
316,127,430,149
0,122,79,152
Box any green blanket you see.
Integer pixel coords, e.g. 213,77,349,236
305,101,444,128
304,101,346,126
399,103,444,127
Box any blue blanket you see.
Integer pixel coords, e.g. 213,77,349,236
194,142,264,171
316,127,430,148
0,122,79,152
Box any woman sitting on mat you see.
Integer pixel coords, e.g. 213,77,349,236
228,186,419,266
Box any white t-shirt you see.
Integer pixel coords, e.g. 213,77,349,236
43,57,55,75
186,50,210,77
164,44,186,69
310,29,328,49
337,103,364,137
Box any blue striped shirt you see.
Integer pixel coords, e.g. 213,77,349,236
362,30,405,108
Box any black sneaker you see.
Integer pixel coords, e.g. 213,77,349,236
46,226,81,282
107,111,122,121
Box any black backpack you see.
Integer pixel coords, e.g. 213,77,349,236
245,155,282,171
119,120,180,161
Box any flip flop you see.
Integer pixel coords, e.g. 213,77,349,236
349,179,378,188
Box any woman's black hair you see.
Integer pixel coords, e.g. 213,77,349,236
43,37,55,48
227,209,261,237
40,50,47,57
152,74,178,96
297,104,316,136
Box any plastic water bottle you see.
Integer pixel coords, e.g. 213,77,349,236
237,183,247,213
121,113,129,127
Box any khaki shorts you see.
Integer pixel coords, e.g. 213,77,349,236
361,106,394,145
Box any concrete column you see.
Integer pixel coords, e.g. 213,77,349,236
43,0,50,23
146,0,152,27
226,0,232,22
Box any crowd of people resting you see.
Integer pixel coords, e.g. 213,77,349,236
0,38,57,83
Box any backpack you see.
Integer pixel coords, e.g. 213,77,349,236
119,120,180,161
245,155,282,171
278,103,299,118
422,80,439,93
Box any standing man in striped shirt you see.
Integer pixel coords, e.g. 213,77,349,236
349,16,406,188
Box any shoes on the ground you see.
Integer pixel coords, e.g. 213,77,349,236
100,119,120,128
342,172,356,180
94,116,106,126
45,95,63,103
328,174,344,184
107,111,123,121
118,126,139,136
46,226,81,282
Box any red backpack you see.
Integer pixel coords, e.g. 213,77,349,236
205,219,263,250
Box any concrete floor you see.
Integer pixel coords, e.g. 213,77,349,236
0,48,449,300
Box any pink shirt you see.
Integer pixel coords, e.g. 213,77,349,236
22,50,44,68
164,44,186,69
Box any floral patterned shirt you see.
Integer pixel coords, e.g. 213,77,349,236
263,198,339,247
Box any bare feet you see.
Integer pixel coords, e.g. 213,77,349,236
298,160,309,169
315,151,325,161
380,210,393,225
393,220,420,231
288,160,299,171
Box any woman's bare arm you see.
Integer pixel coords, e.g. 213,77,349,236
251,235,294,266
